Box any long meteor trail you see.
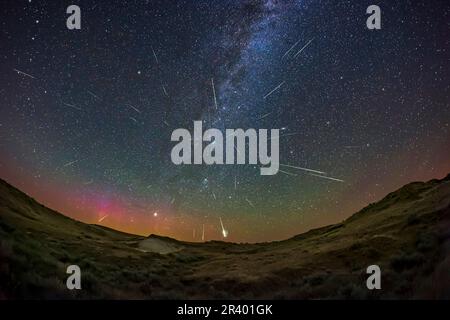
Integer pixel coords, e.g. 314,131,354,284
279,163,326,175
219,217,228,238
152,46,159,64
211,78,218,109
278,164,344,183
98,215,109,223
264,81,285,99
63,102,82,111
309,173,344,182
293,39,314,58
282,39,301,58
13,68,36,79
279,169,298,177
270,132,301,140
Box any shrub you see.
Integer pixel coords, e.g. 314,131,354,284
390,252,424,272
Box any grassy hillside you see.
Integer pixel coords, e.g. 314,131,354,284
1,174,449,299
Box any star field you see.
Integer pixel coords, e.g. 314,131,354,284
1,0,449,242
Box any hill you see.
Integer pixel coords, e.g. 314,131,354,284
0,174,449,299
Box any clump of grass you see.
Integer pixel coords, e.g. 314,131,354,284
336,283,370,300
407,213,420,226
415,232,438,252
390,252,425,272
174,253,204,263
304,274,325,287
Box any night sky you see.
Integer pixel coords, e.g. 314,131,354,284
1,0,449,242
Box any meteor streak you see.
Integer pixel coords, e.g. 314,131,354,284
279,169,298,176
13,68,36,79
211,78,218,109
63,102,82,111
162,85,168,96
245,198,255,208
63,159,80,167
293,39,314,58
270,132,300,140
211,118,221,125
87,91,100,100
258,112,272,120
152,46,159,64
279,163,325,175
279,132,301,138
128,104,141,114
309,173,344,182
219,217,228,238
98,215,108,223
264,81,285,99
282,39,301,58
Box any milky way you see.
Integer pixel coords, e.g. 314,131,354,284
1,0,449,242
